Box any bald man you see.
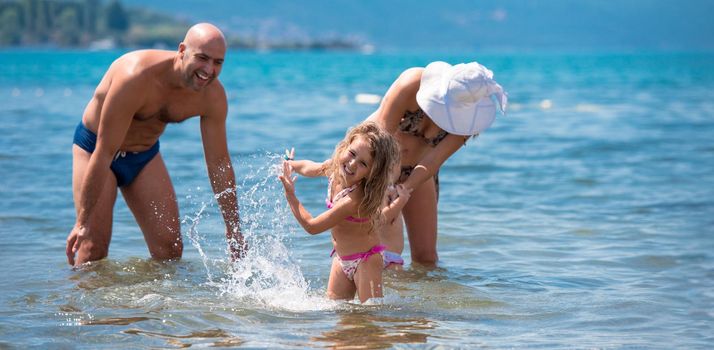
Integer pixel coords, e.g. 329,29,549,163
66,23,243,267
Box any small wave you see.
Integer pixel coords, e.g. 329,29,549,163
83,316,154,326
539,99,553,109
355,93,382,105
575,103,601,112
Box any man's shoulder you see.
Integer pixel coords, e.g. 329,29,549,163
200,80,228,117
112,50,173,80
120,49,174,63
199,78,227,105
206,79,227,98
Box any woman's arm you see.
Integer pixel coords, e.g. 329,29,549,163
381,184,412,222
367,68,423,134
401,134,467,191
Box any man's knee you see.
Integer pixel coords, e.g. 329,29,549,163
150,239,183,260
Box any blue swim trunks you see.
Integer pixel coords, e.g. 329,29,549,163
73,122,160,187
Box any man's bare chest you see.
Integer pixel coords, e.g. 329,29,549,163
134,94,204,123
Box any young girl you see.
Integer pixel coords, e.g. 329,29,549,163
278,121,408,303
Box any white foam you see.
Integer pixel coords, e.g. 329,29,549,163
184,152,337,312
355,93,382,105
575,103,600,113
540,99,553,109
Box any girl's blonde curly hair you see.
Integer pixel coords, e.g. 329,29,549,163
324,121,400,227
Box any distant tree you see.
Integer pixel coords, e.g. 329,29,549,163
0,0,256,49
20,0,35,32
0,7,22,45
55,6,81,46
105,0,128,33
33,0,50,43
83,0,99,35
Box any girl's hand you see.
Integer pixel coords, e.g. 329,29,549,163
386,184,398,203
278,160,297,195
284,148,295,161
283,148,296,169
395,184,412,202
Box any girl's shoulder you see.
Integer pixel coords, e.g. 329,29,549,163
343,186,365,212
321,159,333,177
330,182,363,208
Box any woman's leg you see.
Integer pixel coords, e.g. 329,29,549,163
379,213,405,270
380,213,404,253
402,177,438,265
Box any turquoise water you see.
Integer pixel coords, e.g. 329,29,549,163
1,50,713,348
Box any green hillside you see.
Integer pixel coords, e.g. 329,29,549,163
0,0,358,49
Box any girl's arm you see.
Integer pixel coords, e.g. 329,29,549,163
288,159,328,178
284,148,330,177
278,161,355,235
382,184,412,222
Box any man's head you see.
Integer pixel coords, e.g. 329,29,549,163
178,23,227,91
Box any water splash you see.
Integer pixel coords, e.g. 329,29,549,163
183,199,214,281
183,152,335,311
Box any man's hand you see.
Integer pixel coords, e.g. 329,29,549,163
66,223,89,266
227,230,247,261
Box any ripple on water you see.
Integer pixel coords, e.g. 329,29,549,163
3,51,714,348
619,254,680,271
83,316,155,326
123,328,244,348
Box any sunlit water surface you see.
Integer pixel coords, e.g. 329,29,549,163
0,50,713,348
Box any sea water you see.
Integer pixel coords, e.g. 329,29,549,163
0,50,713,348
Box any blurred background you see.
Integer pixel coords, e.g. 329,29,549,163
1,1,713,348
1,0,713,52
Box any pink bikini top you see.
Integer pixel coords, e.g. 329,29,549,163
326,177,369,223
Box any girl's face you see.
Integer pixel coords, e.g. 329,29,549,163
339,135,373,186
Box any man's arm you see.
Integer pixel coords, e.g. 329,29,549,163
67,72,144,265
199,88,243,258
